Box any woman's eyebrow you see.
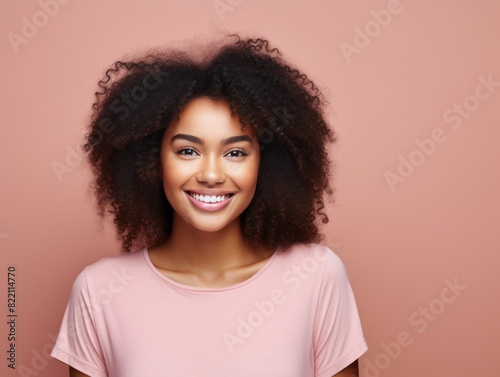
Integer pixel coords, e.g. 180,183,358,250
170,134,254,146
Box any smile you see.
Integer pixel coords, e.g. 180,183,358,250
186,192,234,203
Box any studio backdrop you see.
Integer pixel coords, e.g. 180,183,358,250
1,1,499,376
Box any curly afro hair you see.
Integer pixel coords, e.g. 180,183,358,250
83,34,337,253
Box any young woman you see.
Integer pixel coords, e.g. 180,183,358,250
51,35,368,377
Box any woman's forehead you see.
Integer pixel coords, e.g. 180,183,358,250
165,97,257,140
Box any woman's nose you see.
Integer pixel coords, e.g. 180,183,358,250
196,154,226,184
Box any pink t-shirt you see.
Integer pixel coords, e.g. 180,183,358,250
50,243,368,377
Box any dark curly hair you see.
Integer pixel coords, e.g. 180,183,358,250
83,34,337,253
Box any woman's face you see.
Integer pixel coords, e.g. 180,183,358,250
160,97,260,233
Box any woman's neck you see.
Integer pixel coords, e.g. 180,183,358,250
154,216,272,278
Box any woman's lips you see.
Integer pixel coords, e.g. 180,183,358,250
184,191,234,212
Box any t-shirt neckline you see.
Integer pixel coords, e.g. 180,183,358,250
142,246,280,292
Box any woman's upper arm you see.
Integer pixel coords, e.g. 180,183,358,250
331,359,359,377
69,366,92,377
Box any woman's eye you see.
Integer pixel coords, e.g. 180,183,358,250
176,148,247,157
226,149,248,158
177,148,198,156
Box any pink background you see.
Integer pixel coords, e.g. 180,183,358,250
1,0,499,376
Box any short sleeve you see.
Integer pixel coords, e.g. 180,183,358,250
313,248,368,377
50,268,108,377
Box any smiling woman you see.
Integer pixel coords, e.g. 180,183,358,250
159,98,260,234
50,34,368,376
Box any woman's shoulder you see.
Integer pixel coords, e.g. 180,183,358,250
281,242,350,282
72,248,146,289
86,247,145,269
283,242,344,266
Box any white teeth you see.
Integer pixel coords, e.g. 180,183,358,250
189,192,231,203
